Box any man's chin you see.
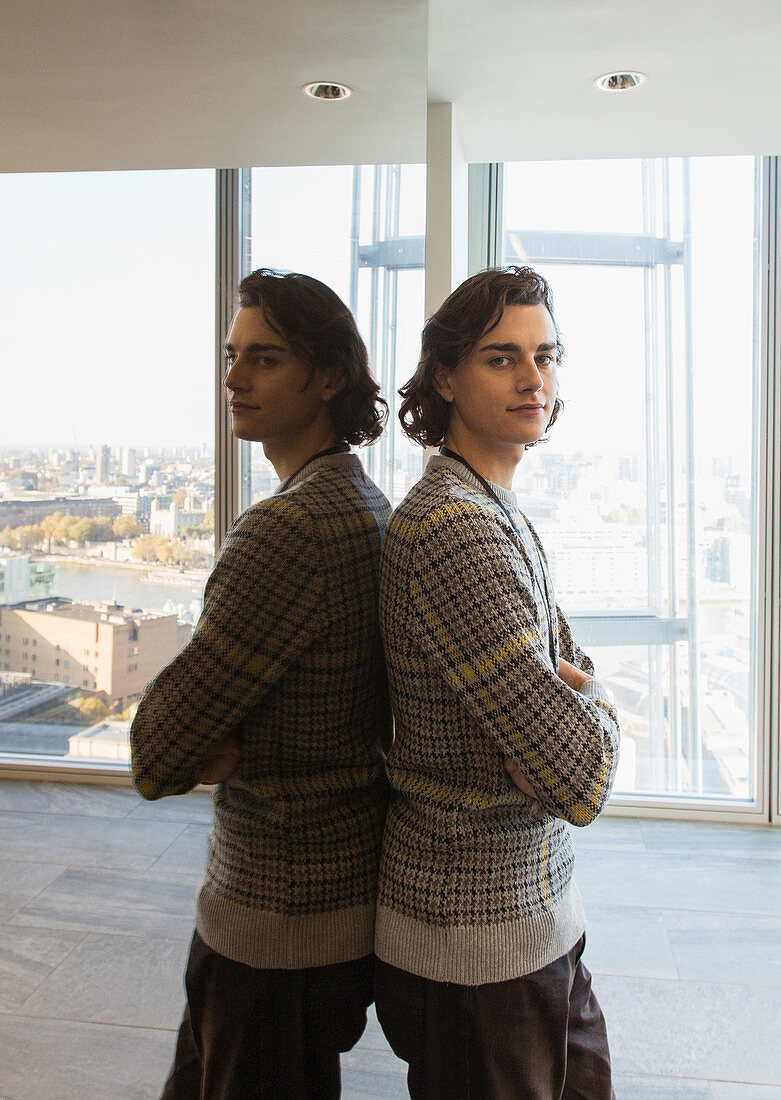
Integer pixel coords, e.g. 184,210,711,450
230,420,263,443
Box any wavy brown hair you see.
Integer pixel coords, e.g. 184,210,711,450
238,268,387,445
399,265,564,448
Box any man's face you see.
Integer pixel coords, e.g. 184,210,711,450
222,307,333,444
436,303,559,453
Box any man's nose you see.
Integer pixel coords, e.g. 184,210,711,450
515,356,543,391
223,357,245,391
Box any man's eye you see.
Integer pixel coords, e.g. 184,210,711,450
536,355,553,367
489,356,511,368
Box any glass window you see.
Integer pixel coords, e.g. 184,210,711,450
0,170,215,766
243,164,426,508
502,156,760,804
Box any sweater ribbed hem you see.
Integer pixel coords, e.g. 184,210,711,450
580,677,614,708
196,888,375,969
374,880,586,986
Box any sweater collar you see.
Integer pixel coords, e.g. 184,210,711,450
277,450,359,493
426,454,519,509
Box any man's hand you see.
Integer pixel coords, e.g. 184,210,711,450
200,736,242,784
557,657,593,692
504,756,537,799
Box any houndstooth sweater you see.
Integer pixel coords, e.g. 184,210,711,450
131,452,392,969
375,455,620,985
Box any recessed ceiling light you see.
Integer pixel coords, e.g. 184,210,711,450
594,71,647,92
302,81,352,101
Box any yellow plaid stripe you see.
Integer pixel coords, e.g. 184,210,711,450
235,764,383,798
390,768,528,809
410,578,612,827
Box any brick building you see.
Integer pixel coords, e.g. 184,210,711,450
0,597,191,711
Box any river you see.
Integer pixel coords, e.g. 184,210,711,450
51,560,208,623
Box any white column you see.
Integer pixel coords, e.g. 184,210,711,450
425,102,469,319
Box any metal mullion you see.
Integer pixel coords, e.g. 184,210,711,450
773,167,781,824
214,168,250,550
642,160,665,792
759,157,781,823
681,158,702,795
662,160,682,792
468,163,503,274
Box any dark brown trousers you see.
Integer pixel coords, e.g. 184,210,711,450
374,935,615,1100
161,930,373,1100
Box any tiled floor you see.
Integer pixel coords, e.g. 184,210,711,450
0,780,778,1099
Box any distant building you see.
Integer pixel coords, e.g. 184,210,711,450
150,500,206,537
97,445,111,484
0,597,190,711
121,448,137,480
536,524,649,611
250,465,279,500
0,554,57,605
705,536,731,584
0,497,121,528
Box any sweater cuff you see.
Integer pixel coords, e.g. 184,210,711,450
579,678,615,708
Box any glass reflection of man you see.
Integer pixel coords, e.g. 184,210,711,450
374,266,620,1099
131,269,392,1099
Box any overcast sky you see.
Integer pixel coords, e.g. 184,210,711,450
0,157,756,479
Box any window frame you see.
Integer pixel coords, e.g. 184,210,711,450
1,162,778,824
470,157,781,824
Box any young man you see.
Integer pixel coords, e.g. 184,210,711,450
374,266,620,1098
130,269,392,1099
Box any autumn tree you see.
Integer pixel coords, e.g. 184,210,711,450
113,514,141,539
132,535,166,562
78,696,110,722
14,524,44,550
0,524,44,549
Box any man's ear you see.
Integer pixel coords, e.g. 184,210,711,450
320,370,345,403
432,363,455,404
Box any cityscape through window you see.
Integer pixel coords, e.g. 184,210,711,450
502,156,759,803
0,170,216,766
0,159,770,810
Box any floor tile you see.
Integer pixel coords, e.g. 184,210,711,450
613,1073,712,1097
149,824,210,875
584,904,677,979
0,925,84,1013
360,1003,394,1052
665,909,781,988
10,865,199,938
2,779,779,1100
600,974,781,1084
341,1047,408,1099
18,932,188,1029
571,816,647,851
0,780,140,819
576,848,781,916
0,810,187,871
0,860,65,922
639,819,781,862
0,1015,174,1100
127,789,214,824
710,1084,781,1098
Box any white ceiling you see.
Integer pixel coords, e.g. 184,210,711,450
431,0,781,162
0,0,427,171
2,0,780,172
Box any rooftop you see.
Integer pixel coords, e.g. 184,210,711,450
4,597,171,624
